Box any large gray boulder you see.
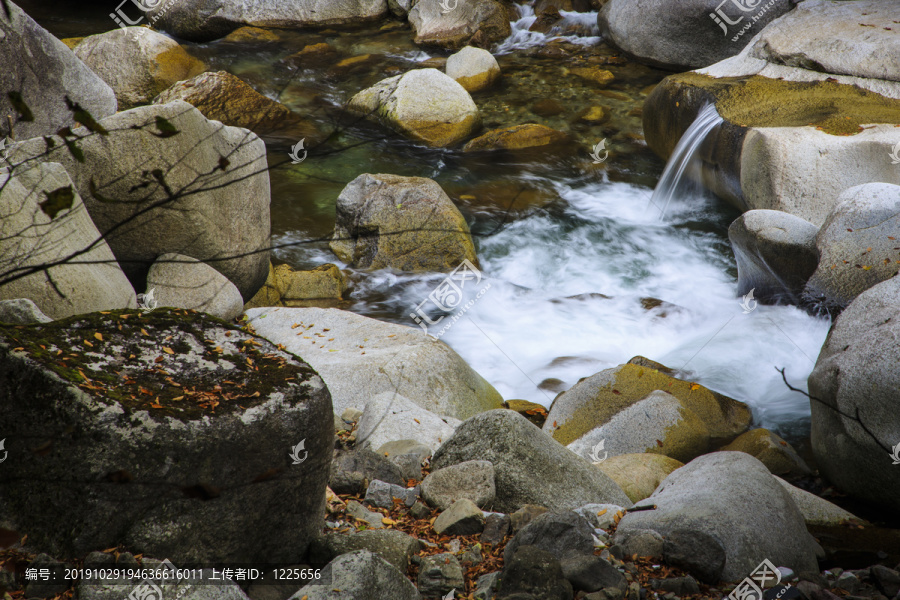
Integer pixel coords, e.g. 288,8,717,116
8,101,270,300
142,0,388,42
356,391,460,453
290,550,420,600
432,410,632,512
330,173,479,272
808,275,900,511
146,253,244,320
728,209,819,304
614,452,820,583
598,0,794,70
348,70,480,147
0,162,137,319
408,0,512,50
73,27,205,109
803,183,900,314
0,0,117,140
244,307,504,420
0,309,333,563
0,299,52,325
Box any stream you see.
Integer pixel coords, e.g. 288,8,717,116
24,0,832,441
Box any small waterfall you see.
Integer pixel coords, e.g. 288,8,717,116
648,103,724,217
494,4,601,55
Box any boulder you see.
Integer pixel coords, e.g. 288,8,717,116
445,46,501,92
357,392,461,453
0,0,117,141
421,460,496,510
544,363,751,457
0,162,137,319
503,511,596,562
348,69,480,147
153,71,320,142
330,447,405,495
561,555,627,594
565,390,712,464
245,307,503,420
642,0,900,224
593,453,684,503
146,253,244,320
364,479,418,508
802,183,900,314
143,0,389,42
0,308,333,563
417,553,464,598
597,0,793,70
308,529,421,572
433,498,485,535
0,299,52,325
8,101,271,300
463,124,568,152
291,550,420,600
807,275,900,511
432,410,632,512
719,428,810,476
330,173,478,271
497,545,573,600
72,27,205,109
774,477,862,527
408,0,512,50
614,452,820,582
376,439,431,480
245,263,348,309
728,210,819,304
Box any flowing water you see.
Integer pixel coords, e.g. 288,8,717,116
24,1,831,440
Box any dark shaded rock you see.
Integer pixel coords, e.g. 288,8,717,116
561,555,626,593
651,576,700,596
330,447,405,495
482,513,511,546
504,511,595,563
497,545,573,600
510,505,549,532
308,529,421,572
418,553,464,599
434,499,485,536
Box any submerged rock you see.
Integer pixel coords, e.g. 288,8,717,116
154,71,321,142
0,309,333,563
463,124,568,152
73,27,205,109
0,0,117,141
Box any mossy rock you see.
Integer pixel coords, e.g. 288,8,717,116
0,308,333,563
245,262,348,309
720,428,810,477
463,124,568,152
594,453,684,504
544,362,751,448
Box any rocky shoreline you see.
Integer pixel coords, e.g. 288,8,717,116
1,0,899,599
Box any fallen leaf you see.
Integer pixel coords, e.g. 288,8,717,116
162,347,175,354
